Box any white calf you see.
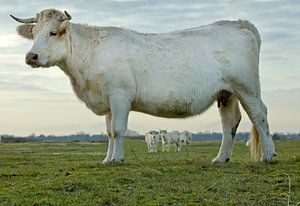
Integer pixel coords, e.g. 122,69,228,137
180,130,193,147
145,131,160,153
160,130,182,152
185,131,193,145
246,139,251,147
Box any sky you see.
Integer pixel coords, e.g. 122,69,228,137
0,0,299,136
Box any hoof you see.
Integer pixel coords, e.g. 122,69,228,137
101,158,111,164
261,152,277,162
212,156,230,164
101,158,124,165
110,159,124,164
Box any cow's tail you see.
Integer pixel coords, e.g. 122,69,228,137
235,20,261,51
249,126,261,161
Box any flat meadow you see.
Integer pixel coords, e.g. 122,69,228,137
0,139,299,205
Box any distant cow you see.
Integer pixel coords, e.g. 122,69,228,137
159,130,181,152
145,130,161,153
246,139,251,147
11,9,276,163
180,130,193,147
160,130,192,152
186,131,193,144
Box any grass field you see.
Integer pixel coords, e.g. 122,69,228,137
0,139,299,205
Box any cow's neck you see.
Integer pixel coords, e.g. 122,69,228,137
58,23,121,96
58,23,99,94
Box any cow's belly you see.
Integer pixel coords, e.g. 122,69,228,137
132,91,216,118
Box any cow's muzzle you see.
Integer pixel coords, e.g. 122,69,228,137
26,52,39,66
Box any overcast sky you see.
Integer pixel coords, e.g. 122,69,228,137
0,0,299,136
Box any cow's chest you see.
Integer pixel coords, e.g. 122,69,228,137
71,76,110,115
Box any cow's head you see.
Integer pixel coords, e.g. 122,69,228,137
154,133,161,141
159,130,167,139
184,131,192,144
11,9,71,68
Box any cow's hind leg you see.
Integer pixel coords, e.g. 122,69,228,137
213,91,241,163
176,140,181,152
166,143,170,152
237,91,276,161
162,143,165,152
146,141,151,153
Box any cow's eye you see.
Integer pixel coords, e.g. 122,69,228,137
49,31,58,36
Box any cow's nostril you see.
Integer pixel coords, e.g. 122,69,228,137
26,52,39,65
32,54,38,60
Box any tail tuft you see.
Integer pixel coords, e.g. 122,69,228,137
250,126,261,161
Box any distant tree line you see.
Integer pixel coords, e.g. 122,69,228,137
0,131,299,143
0,133,106,143
271,132,300,140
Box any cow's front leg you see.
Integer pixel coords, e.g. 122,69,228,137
109,92,130,163
162,143,165,152
166,143,170,152
176,141,181,152
102,113,114,164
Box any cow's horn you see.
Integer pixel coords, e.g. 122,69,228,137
10,14,37,23
64,11,72,21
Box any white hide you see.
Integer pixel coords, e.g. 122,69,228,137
13,9,276,163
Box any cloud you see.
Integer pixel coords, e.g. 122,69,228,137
0,33,25,48
0,0,299,135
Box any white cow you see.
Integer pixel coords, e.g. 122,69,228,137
160,130,182,152
11,9,276,163
180,130,193,147
185,131,193,145
246,139,251,147
160,130,192,152
145,130,160,153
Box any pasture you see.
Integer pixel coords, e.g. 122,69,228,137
0,139,299,205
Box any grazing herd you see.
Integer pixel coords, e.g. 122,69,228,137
145,130,192,153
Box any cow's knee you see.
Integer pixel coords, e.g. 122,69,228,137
111,124,127,138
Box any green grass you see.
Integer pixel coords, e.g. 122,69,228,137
0,140,299,205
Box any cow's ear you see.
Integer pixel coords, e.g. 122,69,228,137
59,21,69,36
16,24,34,39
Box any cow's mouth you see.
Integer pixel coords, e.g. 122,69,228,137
26,61,41,68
